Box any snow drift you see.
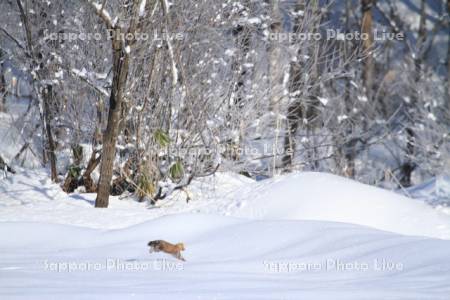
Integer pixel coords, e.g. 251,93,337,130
221,172,450,239
1,214,450,300
2,169,450,240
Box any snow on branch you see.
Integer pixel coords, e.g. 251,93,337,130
69,68,110,97
86,0,115,30
139,0,147,17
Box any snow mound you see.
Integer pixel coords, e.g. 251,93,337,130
2,169,450,239
1,214,450,299
218,172,450,239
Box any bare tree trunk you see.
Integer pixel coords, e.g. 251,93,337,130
225,1,252,161
267,0,283,175
283,0,306,169
283,0,321,171
16,0,58,181
95,37,130,207
304,0,321,170
84,0,142,207
343,0,355,178
0,48,6,112
330,0,356,178
94,98,104,145
231,9,251,110
43,84,58,181
268,0,283,113
401,0,426,187
282,99,303,169
447,0,450,105
361,0,374,100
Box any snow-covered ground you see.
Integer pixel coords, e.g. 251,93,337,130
2,168,450,237
1,168,450,299
2,214,450,300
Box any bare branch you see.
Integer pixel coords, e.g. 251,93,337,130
85,0,115,30
0,27,26,53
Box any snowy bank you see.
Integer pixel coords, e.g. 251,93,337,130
1,169,450,240
220,172,450,239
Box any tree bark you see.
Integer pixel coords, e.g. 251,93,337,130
333,0,356,178
282,99,303,169
43,84,58,181
361,0,374,100
95,36,130,208
0,48,6,112
231,10,251,109
447,0,450,105
283,0,321,170
268,0,283,113
304,0,321,170
344,0,355,178
282,0,305,169
400,0,426,188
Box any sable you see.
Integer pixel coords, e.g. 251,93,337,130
148,240,186,261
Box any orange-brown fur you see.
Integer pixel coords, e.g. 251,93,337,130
148,240,186,261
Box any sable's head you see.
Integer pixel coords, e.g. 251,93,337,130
148,241,158,247
177,243,185,251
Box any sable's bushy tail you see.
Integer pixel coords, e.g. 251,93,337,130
176,243,185,251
